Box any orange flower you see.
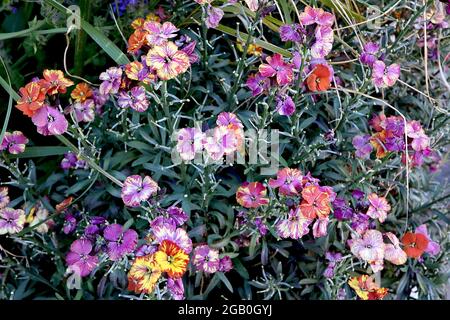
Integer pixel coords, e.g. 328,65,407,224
299,185,331,219
306,64,331,92
71,82,93,102
55,197,74,213
153,240,189,279
348,275,388,300
127,254,162,294
16,81,46,117
127,29,148,54
401,232,429,259
42,69,74,95
370,131,388,158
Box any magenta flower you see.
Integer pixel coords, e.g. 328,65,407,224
279,24,305,42
275,94,295,116
0,208,25,235
352,135,373,159
66,239,98,277
99,67,122,95
360,42,380,66
372,60,400,88
176,127,205,161
63,214,77,235
121,175,159,207
73,99,95,123
152,223,192,254
166,206,189,226
167,278,185,300
366,193,391,223
205,5,224,29
415,224,441,256
0,131,28,154
246,72,270,96
275,208,313,239
103,224,138,261
31,105,68,136
299,6,335,26
218,256,233,272
118,86,149,112
192,245,220,273
269,168,303,196
0,187,9,209
259,53,293,86
144,21,179,46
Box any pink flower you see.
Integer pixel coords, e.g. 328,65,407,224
0,131,28,154
372,60,400,88
299,6,335,27
216,112,243,130
32,105,68,136
258,53,293,86
275,207,313,239
152,223,192,254
176,127,204,161
311,26,333,58
313,217,329,238
350,230,385,272
0,208,25,235
244,0,259,12
144,21,179,46
384,232,407,265
268,168,303,196
205,5,224,29
73,99,95,122
236,182,269,208
66,239,98,277
366,193,391,223
121,175,159,207
415,224,441,256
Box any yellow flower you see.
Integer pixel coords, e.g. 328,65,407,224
153,240,189,278
127,254,162,294
237,41,263,56
348,275,388,300
146,13,160,23
146,42,190,80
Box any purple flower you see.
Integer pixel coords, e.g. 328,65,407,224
275,94,295,116
118,86,149,112
0,131,28,154
246,72,270,96
32,106,68,136
167,278,185,300
279,24,305,42
99,67,122,95
167,207,188,226
144,21,179,45
61,152,87,170
73,99,95,122
0,208,25,235
192,245,220,273
254,217,268,236
0,187,9,209
385,136,405,152
416,224,441,256
323,251,342,278
311,26,333,58
218,256,233,272
332,197,354,220
135,244,157,257
360,42,380,66
63,214,77,234
352,189,365,200
180,40,199,64
350,213,370,234
121,175,159,207
66,239,98,277
103,224,138,261
352,135,373,159
372,60,400,88
93,89,109,111
205,5,224,29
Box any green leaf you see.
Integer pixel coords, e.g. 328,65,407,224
10,146,70,158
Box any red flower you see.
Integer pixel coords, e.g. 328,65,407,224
236,182,269,208
306,64,331,92
16,81,46,117
401,232,429,259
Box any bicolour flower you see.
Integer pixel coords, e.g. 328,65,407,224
42,69,74,95
192,245,220,274
312,217,329,238
269,168,303,196
205,5,224,29
71,82,93,102
0,208,25,235
121,175,159,207
352,135,373,159
384,232,407,265
27,205,53,234
216,112,243,130
144,21,179,46
127,29,148,54
350,213,370,235
279,24,305,42
372,60,400,88
166,207,189,227
401,231,429,259
152,223,192,254
348,275,388,300
275,94,295,116
167,277,185,300
246,72,270,96
415,224,441,256
118,86,149,112
306,64,331,91
236,182,269,208
124,61,156,84
366,193,391,223
0,187,9,209
31,105,68,136
370,131,388,159
146,41,190,80
311,26,334,58
154,240,189,278
127,254,162,294
259,53,293,86
73,99,95,123
299,6,334,27
360,42,380,67
99,67,123,95
0,131,28,154
349,230,385,272
16,81,46,117
65,239,98,277
104,224,138,261
299,185,331,219
176,127,204,161
275,207,313,239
